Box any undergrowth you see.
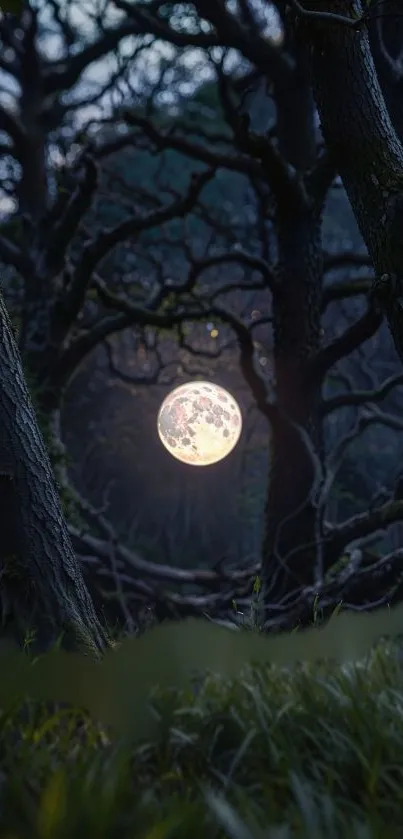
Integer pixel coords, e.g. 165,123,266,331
1,639,403,837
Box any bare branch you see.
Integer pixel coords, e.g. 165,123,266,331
323,250,372,273
122,110,264,178
193,0,295,80
46,0,76,48
309,302,383,379
112,0,222,49
43,18,148,96
287,0,368,30
325,499,403,568
185,248,277,295
70,523,254,588
114,0,295,82
103,336,177,388
321,371,403,415
321,277,373,310
214,59,305,208
65,167,214,325
318,408,400,520
210,303,276,423
45,156,98,275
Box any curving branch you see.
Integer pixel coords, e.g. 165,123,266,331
80,168,214,276
179,248,277,295
103,335,180,388
62,167,215,331
121,109,264,178
317,407,402,521
288,0,372,29
43,16,151,96
111,0,222,50
44,156,98,275
325,497,403,569
309,301,383,380
192,0,295,80
112,0,295,82
321,370,403,415
71,523,256,588
214,59,304,208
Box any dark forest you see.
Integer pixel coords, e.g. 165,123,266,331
0,0,403,835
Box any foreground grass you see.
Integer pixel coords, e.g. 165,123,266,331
1,642,403,837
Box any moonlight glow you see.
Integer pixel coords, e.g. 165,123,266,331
157,381,242,466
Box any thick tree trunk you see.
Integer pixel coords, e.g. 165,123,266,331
18,266,76,419
261,208,323,605
260,41,324,608
304,1,403,363
15,11,49,220
273,35,316,171
20,328,69,419
17,126,48,221
368,8,403,145
0,288,109,654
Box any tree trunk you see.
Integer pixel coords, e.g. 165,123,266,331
20,313,70,419
17,123,48,221
15,11,49,221
0,288,109,655
368,8,403,145
260,40,325,609
261,207,324,606
304,1,403,364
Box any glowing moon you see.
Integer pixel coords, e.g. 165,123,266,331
157,381,242,466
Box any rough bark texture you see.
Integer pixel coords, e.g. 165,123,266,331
273,37,316,171
0,286,109,654
262,207,323,604
304,0,403,362
260,40,324,606
368,12,403,146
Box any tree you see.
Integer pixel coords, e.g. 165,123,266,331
0,0,175,648
302,0,403,362
0,286,109,654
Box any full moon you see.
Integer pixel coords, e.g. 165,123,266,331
157,381,242,466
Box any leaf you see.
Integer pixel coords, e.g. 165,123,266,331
37,771,66,839
252,576,261,595
204,791,255,839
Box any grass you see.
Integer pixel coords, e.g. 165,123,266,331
0,638,403,837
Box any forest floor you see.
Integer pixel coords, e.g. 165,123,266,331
0,638,403,838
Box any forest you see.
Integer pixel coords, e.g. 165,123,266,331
1,0,403,835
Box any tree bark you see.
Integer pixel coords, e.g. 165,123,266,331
0,287,109,655
15,9,49,220
303,0,403,364
260,40,325,607
261,206,324,605
368,8,403,145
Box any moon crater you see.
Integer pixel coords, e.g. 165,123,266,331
157,381,242,466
